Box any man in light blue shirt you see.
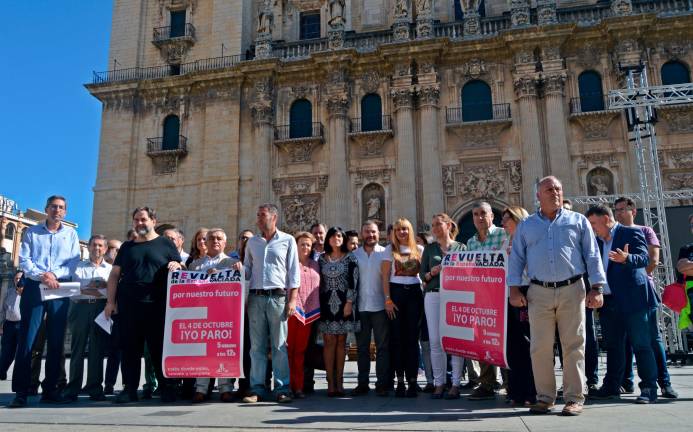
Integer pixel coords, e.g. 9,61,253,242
508,176,605,417
11,195,80,408
241,203,300,403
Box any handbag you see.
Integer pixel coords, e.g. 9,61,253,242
663,281,687,313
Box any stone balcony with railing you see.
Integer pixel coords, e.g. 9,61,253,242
89,0,692,86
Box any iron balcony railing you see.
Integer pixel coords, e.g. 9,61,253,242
274,122,324,141
92,54,243,84
446,103,511,124
349,115,392,133
569,96,616,114
153,23,196,43
146,136,188,154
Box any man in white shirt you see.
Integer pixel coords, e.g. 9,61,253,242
241,204,300,403
64,234,112,402
351,220,389,397
163,228,189,263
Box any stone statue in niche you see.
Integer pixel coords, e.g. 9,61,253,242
415,0,431,15
586,167,614,196
362,183,385,230
257,0,273,35
395,0,409,19
328,0,346,27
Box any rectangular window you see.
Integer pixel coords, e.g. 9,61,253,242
300,11,321,40
170,10,186,38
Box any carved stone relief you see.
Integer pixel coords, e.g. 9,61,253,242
362,183,386,230
442,165,457,196
448,120,512,149
611,0,633,16
575,43,602,69
667,173,693,190
658,105,693,133
458,165,505,199
272,175,329,195
461,59,488,79
502,160,523,192
570,111,619,140
349,132,391,158
510,0,530,27
354,169,392,186
536,0,557,26
361,71,380,94
280,194,320,233
586,167,615,196
669,150,693,169
274,138,323,163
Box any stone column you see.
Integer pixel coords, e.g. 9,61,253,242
543,72,572,185
513,76,544,206
390,87,418,228
418,85,444,225
326,96,351,227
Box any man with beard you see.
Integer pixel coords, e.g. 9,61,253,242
104,207,182,403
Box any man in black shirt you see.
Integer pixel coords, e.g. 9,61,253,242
104,207,181,403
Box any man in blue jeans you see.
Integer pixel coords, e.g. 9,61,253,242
587,205,658,404
10,195,81,408
240,203,300,403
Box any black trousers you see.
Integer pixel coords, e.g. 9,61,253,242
506,292,536,404
389,283,423,382
118,298,170,395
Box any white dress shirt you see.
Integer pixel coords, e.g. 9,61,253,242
353,244,385,312
71,259,112,300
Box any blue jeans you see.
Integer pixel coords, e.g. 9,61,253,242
247,293,289,396
599,297,657,392
12,279,69,396
585,308,599,386
622,306,671,388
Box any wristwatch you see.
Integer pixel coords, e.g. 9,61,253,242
591,285,604,294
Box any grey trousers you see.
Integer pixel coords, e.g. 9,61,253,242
355,310,390,386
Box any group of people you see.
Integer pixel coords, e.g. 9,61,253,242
2,175,691,417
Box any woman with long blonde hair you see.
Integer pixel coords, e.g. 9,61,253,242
381,218,424,397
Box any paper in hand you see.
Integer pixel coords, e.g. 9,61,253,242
39,282,81,301
94,311,113,335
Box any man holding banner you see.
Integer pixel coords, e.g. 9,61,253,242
508,176,605,416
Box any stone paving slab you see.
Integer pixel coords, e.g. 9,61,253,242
0,360,691,431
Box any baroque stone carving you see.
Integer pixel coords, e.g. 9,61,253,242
659,104,693,133
502,160,522,192
464,13,481,37
328,0,346,28
349,133,391,158
328,29,345,49
658,40,690,60
442,165,457,196
362,183,386,229
257,0,273,35
251,105,273,127
462,59,487,79
668,173,693,189
449,120,512,149
354,169,392,186
291,85,311,99
611,0,633,16
537,0,557,26
669,151,693,168
418,85,440,107
391,87,415,110
612,38,641,69
459,166,505,199
281,194,320,232
151,153,181,175
586,167,614,196
570,111,619,140
272,178,283,193
510,0,530,27
317,175,329,191
275,138,322,163
513,76,538,98
394,0,409,19
543,72,567,95
392,19,410,41
361,71,380,94
576,43,601,69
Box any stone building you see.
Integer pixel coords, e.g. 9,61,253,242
86,0,693,243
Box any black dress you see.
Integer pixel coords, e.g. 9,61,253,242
318,253,360,334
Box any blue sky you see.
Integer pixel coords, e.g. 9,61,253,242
1,1,112,239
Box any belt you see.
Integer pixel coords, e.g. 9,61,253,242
72,298,106,304
530,274,582,288
249,288,286,297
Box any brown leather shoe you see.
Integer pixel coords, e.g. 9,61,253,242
529,401,555,414
561,401,583,416
192,392,206,403
220,392,233,403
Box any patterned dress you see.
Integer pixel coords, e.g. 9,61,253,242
318,253,360,334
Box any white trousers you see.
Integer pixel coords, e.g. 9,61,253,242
424,292,464,387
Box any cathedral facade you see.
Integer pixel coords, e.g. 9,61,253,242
87,0,693,240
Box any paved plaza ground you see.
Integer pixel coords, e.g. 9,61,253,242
0,359,690,431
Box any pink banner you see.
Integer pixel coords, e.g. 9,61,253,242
163,270,245,378
440,251,508,368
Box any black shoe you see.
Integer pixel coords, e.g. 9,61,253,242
635,388,657,404
103,384,114,395
468,386,496,400
350,384,370,396
8,396,27,408
619,384,635,394
90,392,107,402
395,382,406,398
460,381,478,390
406,382,418,398
422,383,435,393
40,392,73,404
661,385,679,399
375,385,388,397
142,387,153,399
114,391,139,404
589,387,621,400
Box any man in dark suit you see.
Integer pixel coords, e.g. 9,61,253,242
586,204,658,404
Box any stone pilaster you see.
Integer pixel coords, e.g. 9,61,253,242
513,75,544,207
543,72,573,186
418,84,444,224
326,95,351,227
251,77,274,204
390,86,418,228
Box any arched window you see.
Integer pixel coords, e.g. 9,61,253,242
4,223,15,241
289,99,312,138
578,71,604,112
361,94,382,132
462,80,493,122
162,115,180,150
661,61,691,85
